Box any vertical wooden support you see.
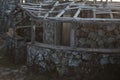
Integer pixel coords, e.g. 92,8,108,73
70,22,77,47
106,0,108,3
20,0,26,4
93,9,96,18
12,18,18,64
54,22,62,45
13,23,17,64
94,0,96,4
31,21,36,44
20,0,23,3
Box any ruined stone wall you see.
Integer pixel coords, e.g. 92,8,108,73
76,22,120,48
27,43,120,75
0,0,15,32
16,27,43,42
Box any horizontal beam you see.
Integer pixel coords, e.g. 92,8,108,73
28,42,120,53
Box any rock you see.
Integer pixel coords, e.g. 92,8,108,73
75,54,81,59
100,58,109,65
51,53,60,64
78,38,86,46
81,28,89,32
109,57,115,64
0,56,3,59
98,40,104,48
107,37,115,43
76,30,80,36
119,26,120,30
98,30,104,36
68,59,81,67
82,53,91,61
12,70,19,73
39,62,46,68
114,29,119,35
88,32,97,39
102,54,109,58
37,53,43,61
1,71,11,76
109,56,120,64
72,52,78,56
116,35,120,39
16,78,25,80
106,25,116,31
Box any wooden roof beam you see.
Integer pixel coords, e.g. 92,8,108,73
93,9,96,18
73,8,81,18
56,1,75,17
44,1,59,18
95,12,120,14
73,2,86,18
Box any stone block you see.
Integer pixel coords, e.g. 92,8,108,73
106,25,116,31
82,53,91,61
100,58,109,65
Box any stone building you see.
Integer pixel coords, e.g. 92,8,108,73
8,0,120,76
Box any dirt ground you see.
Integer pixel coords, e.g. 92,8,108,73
0,51,119,80
0,37,120,80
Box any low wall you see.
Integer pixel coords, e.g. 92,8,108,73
27,43,120,75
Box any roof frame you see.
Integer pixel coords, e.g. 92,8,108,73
18,1,120,22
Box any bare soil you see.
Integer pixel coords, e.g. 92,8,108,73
0,38,120,80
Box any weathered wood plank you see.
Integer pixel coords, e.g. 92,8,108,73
74,8,81,18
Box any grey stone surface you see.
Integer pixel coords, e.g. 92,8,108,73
98,30,105,36
106,25,116,31
76,24,120,48
82,53,91,61
27,45,120,75
100,58,109,65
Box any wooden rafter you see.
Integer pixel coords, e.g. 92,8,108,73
17,1,120,22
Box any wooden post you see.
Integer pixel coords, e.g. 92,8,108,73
12,18,18,64
54,22,62,45
20,0,26,4
106,0,108,4
70,22,77,47
94,0,96,4
31,21,36,44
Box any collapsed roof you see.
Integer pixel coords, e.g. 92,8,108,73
18,1,120,22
